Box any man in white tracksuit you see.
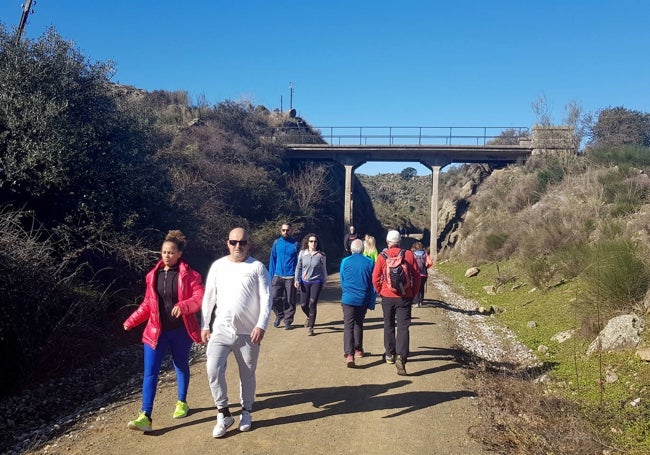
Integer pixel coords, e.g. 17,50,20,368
201,227,272,438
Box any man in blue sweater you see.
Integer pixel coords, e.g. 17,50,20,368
268,223,300,329
339,239,375,367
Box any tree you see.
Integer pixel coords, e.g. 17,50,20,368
287,162,333,219
488,128,529,145
0,26,168,241
400,167,417,181
589,106,650,148
531,93,552,127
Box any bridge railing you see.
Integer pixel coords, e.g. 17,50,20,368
276,126,530,146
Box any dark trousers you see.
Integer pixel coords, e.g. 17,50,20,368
416,275,427,304
299,281,323,328
272,276,296,323
381,296,412,360
342,304,367,356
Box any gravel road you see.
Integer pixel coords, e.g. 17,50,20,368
13,270,536,455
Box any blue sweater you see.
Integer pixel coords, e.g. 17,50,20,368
340,253,375,308
269,236,299,277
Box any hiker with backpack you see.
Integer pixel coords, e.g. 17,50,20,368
411,241,434,307
371,230,421,376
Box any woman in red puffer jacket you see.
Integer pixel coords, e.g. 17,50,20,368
123,230,204,432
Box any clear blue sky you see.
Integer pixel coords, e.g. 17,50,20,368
2,0,649,175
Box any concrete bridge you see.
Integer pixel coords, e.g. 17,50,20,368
282,125,575,259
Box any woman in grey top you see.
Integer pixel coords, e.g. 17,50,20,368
294,233,327,336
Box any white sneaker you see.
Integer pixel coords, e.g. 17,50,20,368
239,410,252,432
212,412,235,438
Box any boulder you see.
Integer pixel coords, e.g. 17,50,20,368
636,347,650,361
465,267,480,278
550,329,575,344
586,314,644,357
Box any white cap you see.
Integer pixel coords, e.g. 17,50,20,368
386,230,401,244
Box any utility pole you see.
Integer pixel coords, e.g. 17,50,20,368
16,0,35,42
289,82,294,110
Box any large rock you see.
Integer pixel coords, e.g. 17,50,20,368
586,314,644,357
636,347,650,361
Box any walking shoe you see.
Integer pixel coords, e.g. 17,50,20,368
304,318,309,328
385,354,395,364
345,354,355,368
212,412,235,438
284,321,292,330
354,350,364,358
307,327,314,336
172,400,189,418
239,410,252,432
395,355,407,376
273,317,282,328
127,412,152,432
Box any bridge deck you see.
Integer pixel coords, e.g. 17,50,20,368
286,143,532,167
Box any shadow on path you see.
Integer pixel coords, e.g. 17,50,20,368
253,381,476,428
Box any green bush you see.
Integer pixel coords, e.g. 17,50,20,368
579,239,650,313
586,144,650,168
484,232,508,254
520,256,557,290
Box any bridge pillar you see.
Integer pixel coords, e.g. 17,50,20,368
429,166,440,262
344,164,354,227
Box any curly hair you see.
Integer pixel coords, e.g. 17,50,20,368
300,233,320,250
164,229,187,251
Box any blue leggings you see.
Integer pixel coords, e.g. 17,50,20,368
141,327,193,415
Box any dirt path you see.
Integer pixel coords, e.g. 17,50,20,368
32,274,485,455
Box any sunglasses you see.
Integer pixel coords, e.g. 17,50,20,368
228,240,249,246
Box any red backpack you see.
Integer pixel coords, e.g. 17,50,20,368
380,249,412,296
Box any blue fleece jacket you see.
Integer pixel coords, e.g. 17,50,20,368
340,253,376,309
269,236,299,277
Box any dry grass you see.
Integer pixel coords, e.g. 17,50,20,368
466,364,611,455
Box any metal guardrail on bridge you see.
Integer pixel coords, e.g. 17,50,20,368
276,126,530,146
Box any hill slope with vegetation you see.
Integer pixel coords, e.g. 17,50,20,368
0,25,353,398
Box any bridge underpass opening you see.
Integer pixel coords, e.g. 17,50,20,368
353,161,459,262
355,161,432,176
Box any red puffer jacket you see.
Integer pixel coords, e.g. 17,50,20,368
123,258,204,349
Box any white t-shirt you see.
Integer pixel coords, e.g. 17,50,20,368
201,255,272,336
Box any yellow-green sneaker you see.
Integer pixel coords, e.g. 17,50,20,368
173,400,189,418
127,412,152,432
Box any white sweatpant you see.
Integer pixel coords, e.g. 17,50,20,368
206,333,260,411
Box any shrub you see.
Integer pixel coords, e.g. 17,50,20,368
520,256,558,290
586,144,650,168
484,232,508,255
578,239,650,315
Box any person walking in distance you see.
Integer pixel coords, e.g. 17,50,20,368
268,222,299,329
294,233,328,336
201,227,272,438
343,225,358,256
363,234,378,263
372,230,420,376
411,241,434,307
124,230,204,432
340,239,375,367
